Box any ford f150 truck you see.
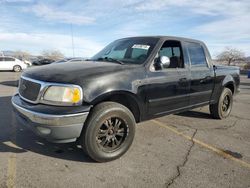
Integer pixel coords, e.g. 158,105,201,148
12,36,240,162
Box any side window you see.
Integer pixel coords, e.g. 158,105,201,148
187,42,207,67
4,57,14,61
154,40,184,71
0,57,4,61
159,47,172,57
173,47,180,57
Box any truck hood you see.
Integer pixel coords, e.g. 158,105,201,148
23,61,135,84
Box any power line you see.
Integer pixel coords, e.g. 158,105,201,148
70,23,75,57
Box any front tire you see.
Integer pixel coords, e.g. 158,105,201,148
13,65,22,72
209,88,233,119
81,102,136,162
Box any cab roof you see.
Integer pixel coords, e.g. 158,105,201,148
120,36,204,45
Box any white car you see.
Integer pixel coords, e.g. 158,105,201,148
23,60,32,66
0,56,28,72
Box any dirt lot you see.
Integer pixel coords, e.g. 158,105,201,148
0,71,250,188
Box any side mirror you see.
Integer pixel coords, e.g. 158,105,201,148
154,56,170,70
160,56,170,68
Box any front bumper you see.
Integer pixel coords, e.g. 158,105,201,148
12,94,90,143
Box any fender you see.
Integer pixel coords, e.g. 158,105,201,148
222,74,235,88
222,74,236,94
210,74,236,104
90,90,145,122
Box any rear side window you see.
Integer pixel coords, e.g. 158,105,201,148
0,57,4,61
186,42,207,67
5,57,15,61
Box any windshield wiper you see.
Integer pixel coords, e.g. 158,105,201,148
100,57,124,65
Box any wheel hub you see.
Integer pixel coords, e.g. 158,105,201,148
222,95,230,112
108,129,114,135
96,117,128,152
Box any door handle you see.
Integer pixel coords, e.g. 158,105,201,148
205,76,212,80
179,78,188,86
179,78,187,83
200,76,212,83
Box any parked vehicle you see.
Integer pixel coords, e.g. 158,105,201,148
23,60,32,66
0,56,28,72
32,58,54,66
12,36,240,162
53,57,86,64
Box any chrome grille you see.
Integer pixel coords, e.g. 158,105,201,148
19,77,41,102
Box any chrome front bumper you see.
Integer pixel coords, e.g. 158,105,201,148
12,95,89,143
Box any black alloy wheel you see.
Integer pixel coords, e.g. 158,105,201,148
80,102,135,162
96,117,129,152
210,88,233,119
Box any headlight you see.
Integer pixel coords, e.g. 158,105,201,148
42,85,82,105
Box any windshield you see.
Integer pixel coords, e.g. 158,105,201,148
91,37,159,65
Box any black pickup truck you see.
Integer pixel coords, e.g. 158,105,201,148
12,36,240,162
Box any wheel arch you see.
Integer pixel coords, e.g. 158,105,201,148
90,91,143,123
13,64,22,71
222,75,235,95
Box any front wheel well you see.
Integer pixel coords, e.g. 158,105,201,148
91,94,141,123
224,82,235,95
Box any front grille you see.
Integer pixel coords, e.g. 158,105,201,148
19,77,41,102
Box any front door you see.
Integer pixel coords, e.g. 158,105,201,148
146,40,190,117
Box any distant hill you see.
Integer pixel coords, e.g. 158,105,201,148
1,50,87,62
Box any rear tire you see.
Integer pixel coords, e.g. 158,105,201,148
80,102,136,162
209,88,233,119
13,65,22,72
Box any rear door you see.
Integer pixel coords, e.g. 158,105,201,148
4,57,16,70
184,42,214,106
0,57,12,70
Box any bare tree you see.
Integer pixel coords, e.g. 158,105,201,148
244,62,250,70
217,47,246,66
13,50,31,60
41,50,64,61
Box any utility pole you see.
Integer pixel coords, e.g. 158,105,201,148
70,23,75,57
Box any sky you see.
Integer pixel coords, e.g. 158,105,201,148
0,0,249,58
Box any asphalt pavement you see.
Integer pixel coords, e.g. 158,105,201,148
0,71,250,188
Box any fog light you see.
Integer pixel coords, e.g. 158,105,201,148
37,127,51,135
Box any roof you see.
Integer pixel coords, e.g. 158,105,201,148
120,35,204,44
